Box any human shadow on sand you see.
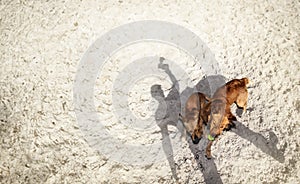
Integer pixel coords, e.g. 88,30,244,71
151,58,285,183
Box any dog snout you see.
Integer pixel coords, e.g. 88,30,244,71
192,135,201,144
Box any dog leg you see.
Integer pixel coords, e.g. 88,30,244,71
205,140,213,159
236,90,248,113
227,111,237,121
220,116,234,132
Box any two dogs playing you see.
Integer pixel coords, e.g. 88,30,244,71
180,78,250,158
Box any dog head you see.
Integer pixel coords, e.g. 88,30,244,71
179,111,202,144
179,92,211,144
179,112,198,134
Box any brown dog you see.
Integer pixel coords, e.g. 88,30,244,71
205,77,250,158
179,92,211,144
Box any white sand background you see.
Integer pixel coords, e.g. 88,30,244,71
1,0,299,183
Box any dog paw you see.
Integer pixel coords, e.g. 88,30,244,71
192,136,201,144
205,154,212,160
224,124,231,131
223,127,230,131
231,116,237,121
223,122,236,131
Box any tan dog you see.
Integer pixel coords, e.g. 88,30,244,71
205,78,250,158
179,92,210,144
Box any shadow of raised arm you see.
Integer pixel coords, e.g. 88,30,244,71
158,57,179,91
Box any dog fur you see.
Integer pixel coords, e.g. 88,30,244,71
179,92,210,144
205,77,250,158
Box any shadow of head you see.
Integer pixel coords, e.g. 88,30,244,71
194,75,226,97
151,84,165,100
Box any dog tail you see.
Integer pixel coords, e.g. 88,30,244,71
241,77,250,87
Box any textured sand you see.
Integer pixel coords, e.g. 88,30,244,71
1,0,299,183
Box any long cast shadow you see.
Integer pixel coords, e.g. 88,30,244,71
151,58,223,183
231,121,285,163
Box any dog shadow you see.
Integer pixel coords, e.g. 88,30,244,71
231,121,285,163
151,61,285,183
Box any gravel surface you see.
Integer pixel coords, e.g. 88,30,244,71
1,0,299,183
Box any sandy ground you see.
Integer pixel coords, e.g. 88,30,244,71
1,0,300,183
